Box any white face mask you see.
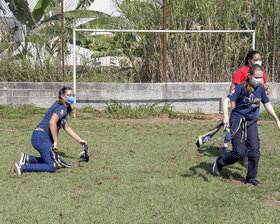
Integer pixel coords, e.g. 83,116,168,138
254,60,262,66
250,77,263,88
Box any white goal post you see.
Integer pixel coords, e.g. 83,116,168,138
72,28,256,109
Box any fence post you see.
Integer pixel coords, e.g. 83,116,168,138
271,0,277,82
73,29,77,117
61,0,65,83
163,0,167,83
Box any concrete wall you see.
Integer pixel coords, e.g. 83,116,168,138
0,82,279,113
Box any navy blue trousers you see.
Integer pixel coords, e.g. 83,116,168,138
219,116,260,180
21,130,56,172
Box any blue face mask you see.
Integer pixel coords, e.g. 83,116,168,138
67,95,75,105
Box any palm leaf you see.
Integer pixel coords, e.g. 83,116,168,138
32,0,59,23
4,0,35,28
78,16,129,29
40,9,109,25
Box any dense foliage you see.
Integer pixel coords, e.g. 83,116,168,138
112,0,280,82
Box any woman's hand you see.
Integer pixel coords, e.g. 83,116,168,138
223,117,230,129
53,141,58,152
79,139,87,146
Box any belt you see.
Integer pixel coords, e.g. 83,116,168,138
35,127,45,132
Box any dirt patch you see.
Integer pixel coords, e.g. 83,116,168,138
264,194,280,208
204,113,223,120
225,178,246,186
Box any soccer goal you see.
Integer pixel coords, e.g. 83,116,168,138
72,28,256,111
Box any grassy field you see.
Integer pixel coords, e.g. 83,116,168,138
0,107,280,223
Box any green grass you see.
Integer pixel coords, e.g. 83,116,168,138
0,106,280,223
259,106,280,121
0,104,47,119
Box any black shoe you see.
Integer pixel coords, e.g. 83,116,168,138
213,157,223,176
246,179,261,186
242,157,248,168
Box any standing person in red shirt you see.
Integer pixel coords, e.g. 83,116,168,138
229,50,269,167
230,50,269,94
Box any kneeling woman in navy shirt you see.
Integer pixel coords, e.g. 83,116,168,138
14,87,87,175
213,64,280,185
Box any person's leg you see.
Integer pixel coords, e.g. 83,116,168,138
213,117,246,176
27,155,43,164
219,117,246,166
20,130,44,164
21,144,56,172
21,131,56,172
245,120,260,183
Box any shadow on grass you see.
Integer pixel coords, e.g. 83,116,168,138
192,146,246,183
181,162,244,183
181,145,245,182
197,146,226,158
58,151,76,160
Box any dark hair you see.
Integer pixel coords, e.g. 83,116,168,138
244,49,260,66
243,64,263,95
58,87,73,114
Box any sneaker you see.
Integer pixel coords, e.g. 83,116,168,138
245,179,261,186
14,163,22,175
213,157,223,176
18,152,27,166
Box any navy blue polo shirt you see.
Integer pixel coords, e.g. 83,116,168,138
228,83,269,120
37,101,67,141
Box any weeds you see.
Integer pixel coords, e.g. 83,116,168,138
105,101,173,119
169,110,206,120
78,106,97,113
0,104,207,120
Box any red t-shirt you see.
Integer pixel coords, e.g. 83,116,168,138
232,65,267,84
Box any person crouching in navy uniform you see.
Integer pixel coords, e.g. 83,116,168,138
213,64,280,186
14,87,87,175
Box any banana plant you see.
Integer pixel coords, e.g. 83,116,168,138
1,0,97,59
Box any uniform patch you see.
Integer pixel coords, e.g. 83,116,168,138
61,118,67,126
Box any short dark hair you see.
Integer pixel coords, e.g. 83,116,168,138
244,49,260,66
